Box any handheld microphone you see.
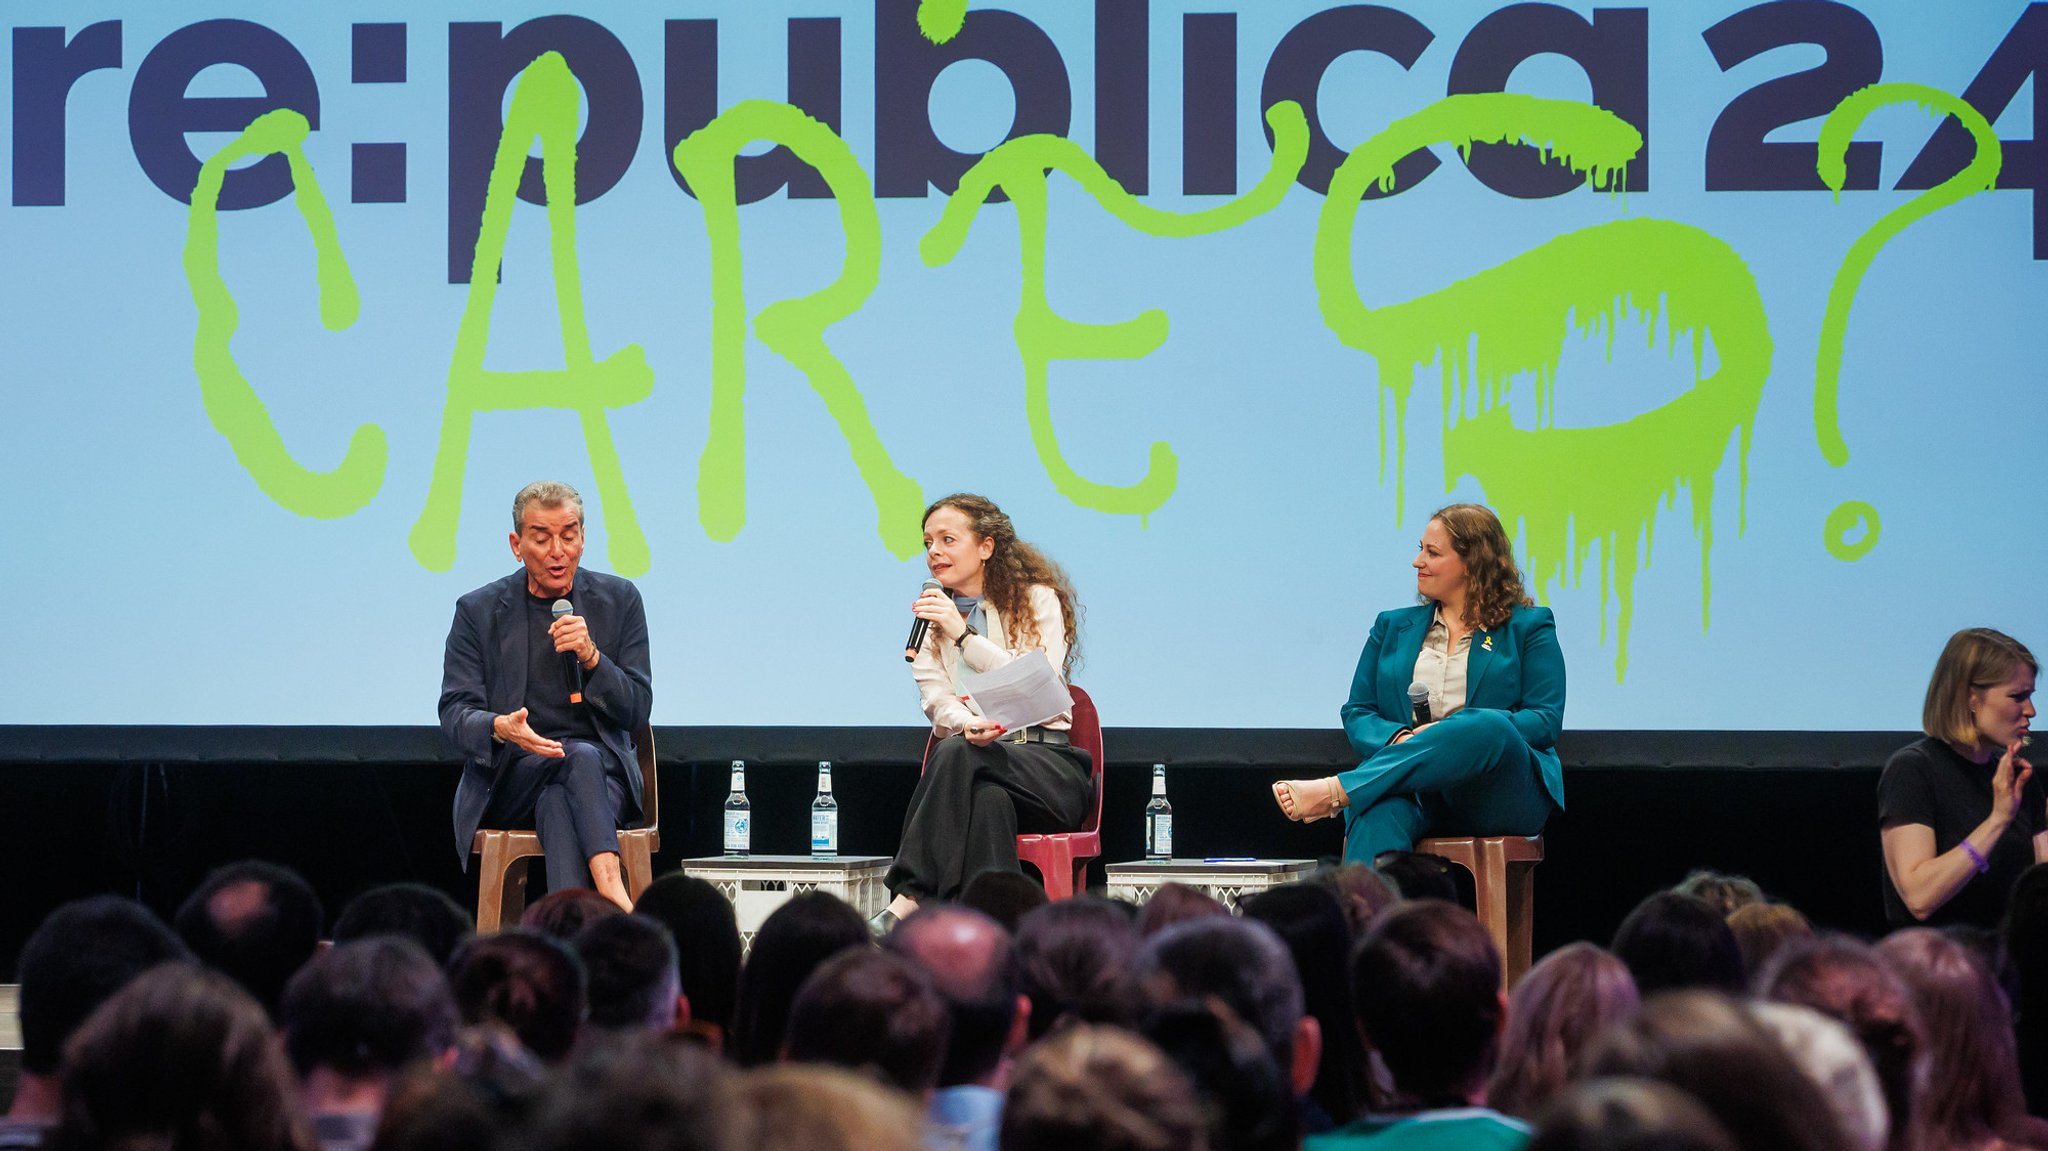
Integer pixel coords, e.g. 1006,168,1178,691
1407,681,1432,727
551,599,585,704
904,578,944,662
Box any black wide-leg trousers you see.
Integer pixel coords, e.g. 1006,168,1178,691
886,734,1093,901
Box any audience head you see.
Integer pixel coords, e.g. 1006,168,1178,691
574,913,684,1033
1749,1002,1889,1151
1002,1024,1211,1151
884,904,1022,1087
1577,989,1859,1151
1014,897,1142,1040
373,1027,545,1151
17,895,189,1081
1374,851,1458,903
517,1030,726,1151
1315,863,1397,939
172,859,325,1016
1610,892,1744,995
783,948,950,1095
447,930,586,1063
1671,870,1766,918
281,937,459,1082
717,1064,926,1151
1241,881,1368,1123
961,870,1050,933
1527,1078,1741,1151
1487,942,1641,1119
1350,899,1503,1108
2004,862,2048,1013
1727,902,1813,977
728,890,870,1067
1757,934,1923,1151
1877,927,2027,1151
1921,626,2036,750
1137,915,1315,1095
632,872,743,1038
332,883,474,968
520,888,623,940
1136,883,1229,936
1141,999,1296,1151
54,963,314,1151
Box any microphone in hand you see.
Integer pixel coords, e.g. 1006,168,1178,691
1407,681,1432,727
904,578,944,662
551,599,585,705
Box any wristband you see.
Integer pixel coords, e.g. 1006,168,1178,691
1960,840,1990,875
955,624,977,650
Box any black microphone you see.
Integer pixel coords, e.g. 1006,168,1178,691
552,599,585,705
904,578,944,662
1407,681,1432,727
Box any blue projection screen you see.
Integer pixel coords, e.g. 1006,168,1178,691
3,1,2042,729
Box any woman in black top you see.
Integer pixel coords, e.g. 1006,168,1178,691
1878,627,2040,927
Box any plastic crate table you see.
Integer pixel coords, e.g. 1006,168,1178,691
1104,859,1319,912
678,855,891,953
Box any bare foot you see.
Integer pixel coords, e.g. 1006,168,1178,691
1272,778,1344,823
589,851,633,912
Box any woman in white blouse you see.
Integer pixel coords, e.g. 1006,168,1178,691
877,494,1091,930
1272,503,1567,864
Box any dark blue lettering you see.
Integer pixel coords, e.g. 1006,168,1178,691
12,22,122,207
128,19,317,208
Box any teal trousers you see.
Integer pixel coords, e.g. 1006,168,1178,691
1336,708,1554,865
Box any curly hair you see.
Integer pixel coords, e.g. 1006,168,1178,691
1425,503,1533,633
922,494,1082,675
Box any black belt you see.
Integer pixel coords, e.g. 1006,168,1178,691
1004,727,1070,746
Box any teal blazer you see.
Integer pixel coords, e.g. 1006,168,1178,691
1340,603,1566,809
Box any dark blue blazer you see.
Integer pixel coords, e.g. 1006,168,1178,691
439,569,653,866
1339,603,1566,809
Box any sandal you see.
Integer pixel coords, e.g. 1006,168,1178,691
1272,778,1344,823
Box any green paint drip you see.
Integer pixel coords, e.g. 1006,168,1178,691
1314,94,1773,680
184,109,386,518
1812,82,1999,562
674,100,925,559
917,0,968,45
1824,500,1880,561
920,101,1310,518
409,52,653,574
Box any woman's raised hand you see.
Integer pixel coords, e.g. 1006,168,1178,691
913,586,967,643
1991,738,2036,825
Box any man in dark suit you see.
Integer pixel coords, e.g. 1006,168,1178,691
440,480,652,911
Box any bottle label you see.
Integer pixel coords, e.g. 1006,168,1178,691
1149,813,1173,857
723,811,749,853
729,770,745,791
812,811,838,853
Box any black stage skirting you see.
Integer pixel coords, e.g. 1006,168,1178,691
0,726,1913,979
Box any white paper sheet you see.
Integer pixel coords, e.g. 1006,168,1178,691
962,650,1074,732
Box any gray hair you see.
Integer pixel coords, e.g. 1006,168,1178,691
513,481,584,532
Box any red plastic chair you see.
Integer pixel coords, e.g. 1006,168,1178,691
920,684,1105,900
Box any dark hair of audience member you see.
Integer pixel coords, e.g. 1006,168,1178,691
1137,883,1231,936
1756,934,1924,1151
1877,928,2036,1151
1609,892,1745,995
1349,899,1503,1108
1142,998,1296,1151
446,930,586,1063
574,913,682,1032
1527,1078,1742,1151
282,937,460,1078
1241,882,1368,1123
1002,1024,1211,1151
1314,863,1397,940
520,888,623,941
717,1064,926,1151
172,859,325,1017
632,873,743,1041
1727,901,1813,978
2007,864,2048,1118
333,884,475,968
961,870,1050,933
1136,916,1308,1088
1374,852,1457,903
513,1030,726,1151
372,1025,545,1151
1014,897,1143,1040
728,891,871,1067
17,895,190,1079
782,948,950,1095
1672,870,1767,919
1487,942,1641,1119
52,963,316,1151
1576,989,1860,1151
883,904,1021,1087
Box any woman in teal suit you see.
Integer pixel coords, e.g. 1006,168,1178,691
1273,503,1565,864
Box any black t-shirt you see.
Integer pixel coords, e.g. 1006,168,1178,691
524,592,597,744
1877,735,2045,929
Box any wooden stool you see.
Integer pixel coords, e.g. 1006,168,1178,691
1415,835,1544,986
